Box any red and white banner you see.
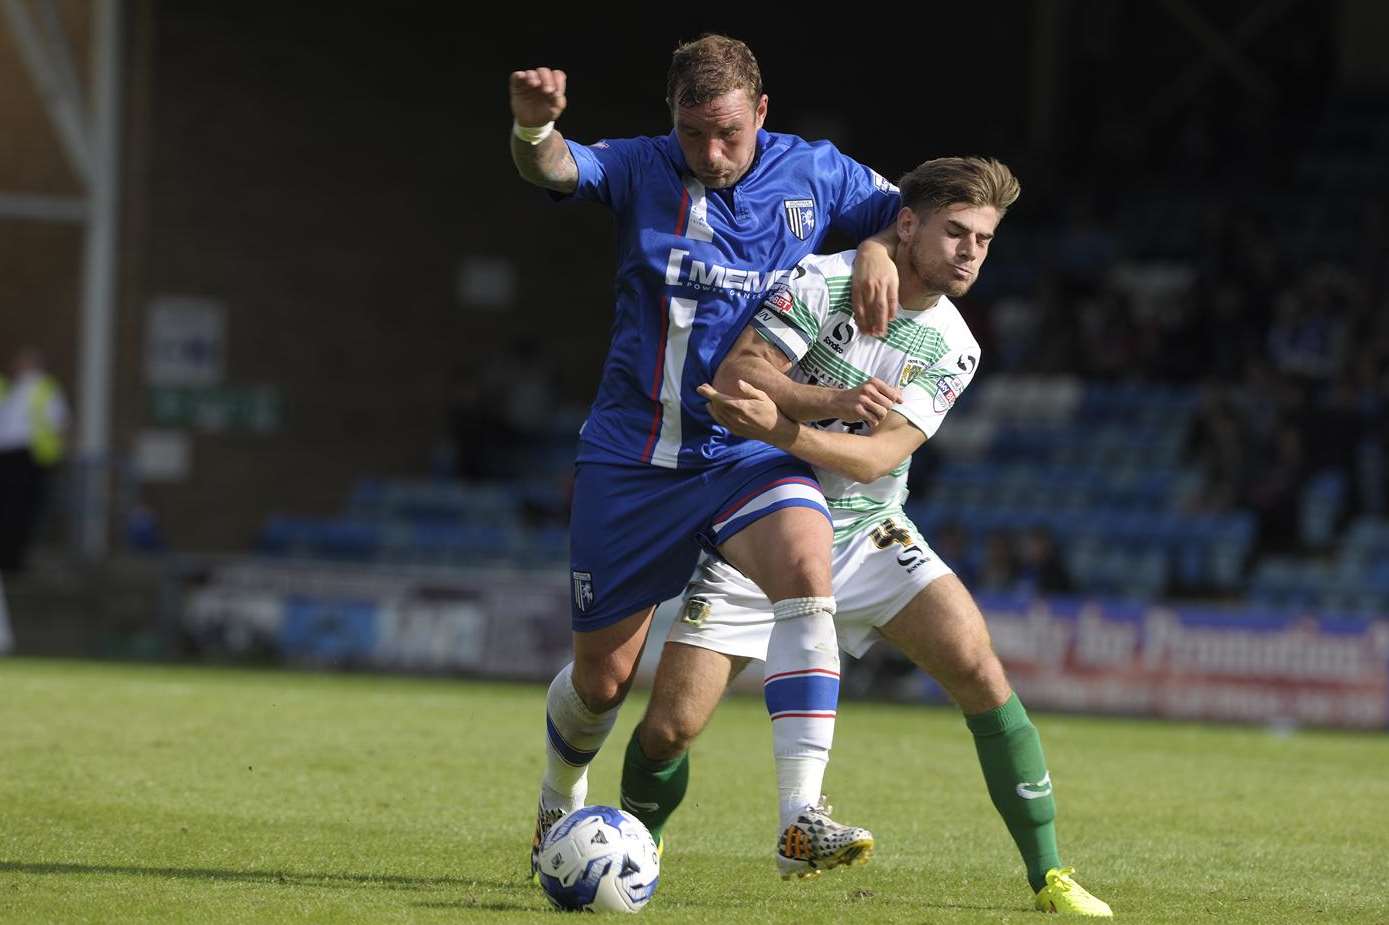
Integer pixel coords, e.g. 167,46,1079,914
980,596,1389,729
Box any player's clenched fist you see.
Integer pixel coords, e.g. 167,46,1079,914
510,67,568,126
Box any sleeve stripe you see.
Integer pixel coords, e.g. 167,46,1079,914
752,313,811,362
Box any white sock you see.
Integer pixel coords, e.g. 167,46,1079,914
762,596,839,830
541,662,620,812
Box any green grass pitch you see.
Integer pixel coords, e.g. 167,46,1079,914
2,657,1387,923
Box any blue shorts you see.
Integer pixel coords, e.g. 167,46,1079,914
568,452,831,631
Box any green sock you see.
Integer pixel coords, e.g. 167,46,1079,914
965,693,1062,893
618,729,688,844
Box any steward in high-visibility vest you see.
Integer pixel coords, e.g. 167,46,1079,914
0,373,66,466
0,351,69,572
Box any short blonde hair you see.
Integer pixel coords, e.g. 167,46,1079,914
899,157,1020,217
666,34,762,110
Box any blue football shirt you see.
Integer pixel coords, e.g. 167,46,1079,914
560,128,900,469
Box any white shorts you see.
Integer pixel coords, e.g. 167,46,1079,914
666,515,953,660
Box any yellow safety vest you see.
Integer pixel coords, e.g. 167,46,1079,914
0,374,65,466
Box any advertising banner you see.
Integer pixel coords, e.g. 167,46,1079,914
978,595,1389,730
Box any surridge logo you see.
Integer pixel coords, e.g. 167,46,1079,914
1016,771,1052,800
621,794,659,813
664,248,793,294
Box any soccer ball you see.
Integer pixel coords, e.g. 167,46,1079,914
537,805,660,913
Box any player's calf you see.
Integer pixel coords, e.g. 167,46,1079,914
620,641,740,843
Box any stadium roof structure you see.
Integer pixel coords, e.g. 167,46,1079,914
0,0,122,558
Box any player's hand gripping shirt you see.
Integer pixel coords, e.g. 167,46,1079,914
561,129,899,469
751,250,981,541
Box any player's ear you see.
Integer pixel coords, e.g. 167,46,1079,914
753,93,768,129
895,206,917,242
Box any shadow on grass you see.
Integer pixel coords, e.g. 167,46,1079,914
0,860,534,899
413,900,541,911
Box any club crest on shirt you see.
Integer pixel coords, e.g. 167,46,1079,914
899,358,928,388
572,570,594,613
783,198,815,240
680,597,711,626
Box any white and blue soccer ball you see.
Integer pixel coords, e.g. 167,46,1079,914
537,805,660,913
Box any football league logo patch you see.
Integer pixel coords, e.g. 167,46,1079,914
783,198,815,240
763,282,795,315
870,170,898,194
572,570,595,613
933,374,964,413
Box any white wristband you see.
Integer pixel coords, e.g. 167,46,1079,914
512,120,555,145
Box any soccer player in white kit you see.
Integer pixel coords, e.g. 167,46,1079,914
618,157,1113,915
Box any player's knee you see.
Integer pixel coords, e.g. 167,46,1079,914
943,647,1009,707
787,551,828,586
570,661,633,713
774,543,832,598
637,714,696,761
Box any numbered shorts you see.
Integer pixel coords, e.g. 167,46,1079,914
667,515,953,659
568,452,832,631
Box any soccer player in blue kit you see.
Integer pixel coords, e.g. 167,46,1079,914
509,34,907,875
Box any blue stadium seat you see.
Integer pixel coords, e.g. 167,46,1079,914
316,520,381,561
1299,470,1347,550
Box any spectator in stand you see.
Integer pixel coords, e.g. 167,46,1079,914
1016,527,1074,596
977,530,1019,594
1246,419,1307,556
931,520,976,588
1186,389,1251,515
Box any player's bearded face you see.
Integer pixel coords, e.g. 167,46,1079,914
907,203,1001,298
673,90,767,189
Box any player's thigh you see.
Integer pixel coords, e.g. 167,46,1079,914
717,505,833,601
876,574,1011,713
830,516,952,658
569,461,704,634
640,641,748,757
701,455,833,602
667,555,779,663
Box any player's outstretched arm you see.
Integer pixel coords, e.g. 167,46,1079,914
714,327,901,426
852,226,900,337
698,381,924,484
509,67,578,193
